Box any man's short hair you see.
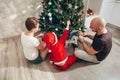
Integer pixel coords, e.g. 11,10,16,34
25,17,39,31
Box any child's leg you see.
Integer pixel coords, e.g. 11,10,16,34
40,48,49,60
54,55,76,70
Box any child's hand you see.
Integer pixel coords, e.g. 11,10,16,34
67,20,70,26
36,33,44,39
66,20,70,29
38,33,44,37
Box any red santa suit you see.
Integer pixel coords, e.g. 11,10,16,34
43,29,76,70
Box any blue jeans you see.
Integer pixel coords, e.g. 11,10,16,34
28,52,43,64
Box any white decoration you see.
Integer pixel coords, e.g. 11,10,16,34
55,28,58,31
62,21,65,24
48,2,52,5
55,9,58,12
48,12,52,16
43,17,45,20
75,6,78,9
68,4,72,8
49,16,52,21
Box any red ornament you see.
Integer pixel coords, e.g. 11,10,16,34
72,22,74,25
81,10,84,14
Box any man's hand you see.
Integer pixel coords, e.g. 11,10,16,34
80,32,88,37
80,32,94,40
78,35,84,43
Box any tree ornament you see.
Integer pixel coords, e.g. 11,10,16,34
49,16,52,21
55,9,58,13
48,2,52,5
68,4,72,8
78,18,81,21
72,22,74,25
75,6,78,9
43,17,45,20
57,4,61,7
59,10,63,14
62,21,65,25
70,31,74,36
81,10,84,14
44,24,46,27
55,28,58,31
48,12,52,16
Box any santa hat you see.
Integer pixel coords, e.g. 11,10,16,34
43,32,58,49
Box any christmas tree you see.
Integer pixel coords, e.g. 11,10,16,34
39,0,85,39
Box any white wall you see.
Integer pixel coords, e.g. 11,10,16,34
88,0,103,15
99,0,120,27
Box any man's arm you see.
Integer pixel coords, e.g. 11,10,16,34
78,35,98,55
81,32,94,40
85,34,94,40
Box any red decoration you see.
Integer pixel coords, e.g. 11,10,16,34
81,10,84,14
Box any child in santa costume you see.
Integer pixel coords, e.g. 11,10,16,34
43,20,76,70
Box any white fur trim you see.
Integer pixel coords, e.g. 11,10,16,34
48,50,51,52
52,32,58,45
54,57,68,66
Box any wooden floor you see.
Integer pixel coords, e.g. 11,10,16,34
0,0,120,79
0,35,56,80
0,26,120,80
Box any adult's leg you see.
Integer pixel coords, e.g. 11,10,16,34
77,38,92,50
74,48,100,63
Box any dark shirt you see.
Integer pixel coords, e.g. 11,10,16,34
91,29,112,61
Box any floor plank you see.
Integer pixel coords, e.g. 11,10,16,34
0,35,56,80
